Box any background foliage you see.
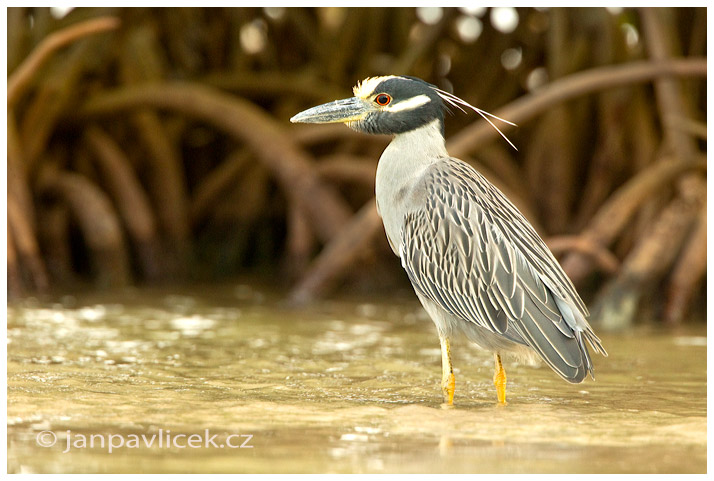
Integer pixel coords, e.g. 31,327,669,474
7,7,707,330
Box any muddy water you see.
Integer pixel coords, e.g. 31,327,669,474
7,284,706,473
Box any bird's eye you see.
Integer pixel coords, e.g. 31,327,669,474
375,94,392,106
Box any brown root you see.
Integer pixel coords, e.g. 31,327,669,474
81,82,354,244
37,166,131,287
561,156,706,284
290,200,382,303
591,194,699,330
663,201,707,325
84,126,164,280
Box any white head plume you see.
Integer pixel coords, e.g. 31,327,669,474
432,86,518,151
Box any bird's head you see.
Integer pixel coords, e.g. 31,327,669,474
291,75,444,135
291,75,516,148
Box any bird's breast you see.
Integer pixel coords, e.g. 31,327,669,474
375,150,432,256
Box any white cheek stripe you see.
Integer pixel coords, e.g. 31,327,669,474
383,94,431,112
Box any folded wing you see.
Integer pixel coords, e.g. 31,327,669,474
400,159,606,382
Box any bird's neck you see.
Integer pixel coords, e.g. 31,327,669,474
387,119,448,162
375,118,448,254
377,119,448,190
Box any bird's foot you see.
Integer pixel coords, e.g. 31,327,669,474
493,354,507,405
441,371,455,407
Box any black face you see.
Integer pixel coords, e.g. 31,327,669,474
351,76,446,135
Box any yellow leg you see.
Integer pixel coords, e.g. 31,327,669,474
493,353,507,404
439,336,455,407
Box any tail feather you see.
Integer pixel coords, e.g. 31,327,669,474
511,296,586,382
509,289,599,383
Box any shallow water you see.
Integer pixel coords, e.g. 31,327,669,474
7,284,706,473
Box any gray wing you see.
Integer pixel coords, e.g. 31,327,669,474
400,158,606,382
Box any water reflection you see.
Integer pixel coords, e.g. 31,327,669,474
7,285,706,473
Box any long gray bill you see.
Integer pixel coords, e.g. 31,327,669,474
290,97,369,124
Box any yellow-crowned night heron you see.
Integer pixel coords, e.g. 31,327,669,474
291,75,607,406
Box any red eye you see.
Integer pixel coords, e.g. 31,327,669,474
375,94,391,106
